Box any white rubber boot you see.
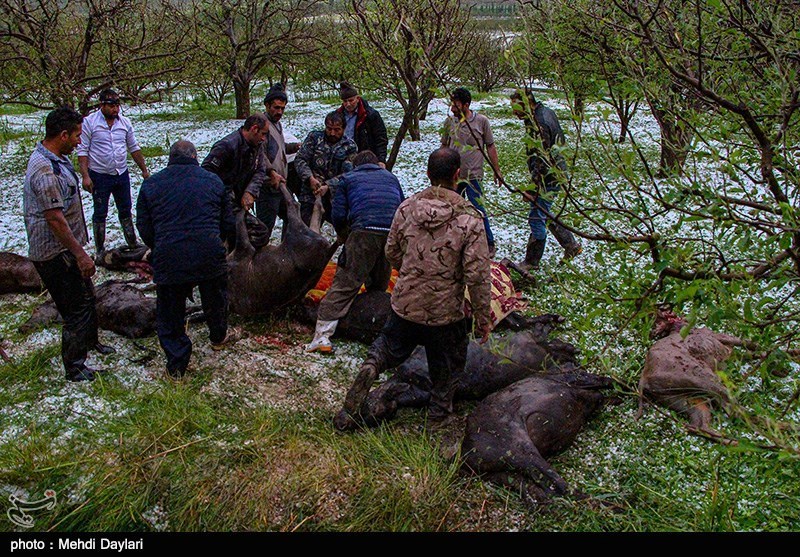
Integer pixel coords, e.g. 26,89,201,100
305,319,338,353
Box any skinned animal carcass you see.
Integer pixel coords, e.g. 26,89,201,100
0,252,44,295
637,308,743,438
94,245,153,280
227,184,337,317
20,279,157,338
461,370,613,502
335,315,581,429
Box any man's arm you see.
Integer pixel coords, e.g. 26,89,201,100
130,150,150,180
293,134,315,183
384,206,406,270
243,147,267,206
486,143,502,184
43,209,95,278
135,189,155,249
462,220,492,342
78,156,92,193
368,111,389,164
201,140,230,176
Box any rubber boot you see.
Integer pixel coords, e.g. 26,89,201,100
93,221,106,259
548,221,581,261
342,360,379,416
517,234,546,272
120,217,139,248
305,319,338,353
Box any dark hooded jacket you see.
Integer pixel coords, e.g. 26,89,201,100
336,98,389,163
525,103,568,192
137,155,234,285
385,186,491,329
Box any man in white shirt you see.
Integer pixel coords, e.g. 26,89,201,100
78,89,150,257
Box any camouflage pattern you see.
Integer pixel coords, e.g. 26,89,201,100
294,130,357,185
386,186,491,330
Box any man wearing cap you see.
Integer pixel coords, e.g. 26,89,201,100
78,88,150,259
257,83,302,239
336,81,388,167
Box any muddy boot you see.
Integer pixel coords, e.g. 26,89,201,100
120,217,139,248
517,234,546,273
548,221,581,262
342,361,379,416
93,221,106,260
305,319,338,353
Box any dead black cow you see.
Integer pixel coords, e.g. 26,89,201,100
20,279,157,338
0,252,44,295
335,315,581,429
460,370,612,502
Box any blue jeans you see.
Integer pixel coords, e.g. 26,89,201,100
528,195,554,241
457,179,494,247
90,169,132,223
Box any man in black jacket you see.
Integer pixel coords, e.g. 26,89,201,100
137,140,238,379
337,82,389,166
201,114,269,213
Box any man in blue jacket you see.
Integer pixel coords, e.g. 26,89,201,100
306,150,405,353
136,140,237,379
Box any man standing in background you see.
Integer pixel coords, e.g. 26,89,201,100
441,87,501,259
337,81,389,167
78,89,150,258
258,83,302,239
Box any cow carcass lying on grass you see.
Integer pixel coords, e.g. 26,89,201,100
227,184,337,317
0,252,43,295
94,245,153,280
461,369,612,502
334,314,581,429
20,279,157,338
637,308,744,439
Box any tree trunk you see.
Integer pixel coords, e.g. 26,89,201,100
648,99,692,176
616,100,638,143
409,113,421,141
386,113,412,171
233,77,251,119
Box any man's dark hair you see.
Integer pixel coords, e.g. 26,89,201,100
169,140,197,162
242,113,269,131
352,150,379,167
99,88,120,104
264,83,288,105
325,110,346,128
427,147,460,185
450,87,472,105
510,88,536,108
44,106,83,139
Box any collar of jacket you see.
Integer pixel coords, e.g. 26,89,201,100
338,99,368,129
167,155,200,166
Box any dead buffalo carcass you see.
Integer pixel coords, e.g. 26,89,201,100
637,308,744,438
334,315,581,429
95,245,153,280
0,252,43,294
227,185,337,317
20,279,157,338
461,370,612,502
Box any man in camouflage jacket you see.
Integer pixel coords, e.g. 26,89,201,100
334,147,492,430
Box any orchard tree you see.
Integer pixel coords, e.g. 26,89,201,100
346,0,476,169
0,0,189,113
191,0,325,119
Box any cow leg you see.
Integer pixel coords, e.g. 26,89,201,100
480,471,550,505
309,196,324,234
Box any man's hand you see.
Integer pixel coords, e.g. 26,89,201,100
76,251,96,279
82,176,94,194
309,176,321,193
493,171,503,185
378,162,386,169
142,169,151,180
476,323,491,344
241,192,256,212
316,184,329,197
270,170,286,190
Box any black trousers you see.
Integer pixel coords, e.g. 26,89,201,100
33,252,98,376
366,311,470,417
156,275,228,374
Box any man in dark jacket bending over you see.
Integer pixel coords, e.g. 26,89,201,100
137,140,237,379
306,150,405,353
201,113,269,213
